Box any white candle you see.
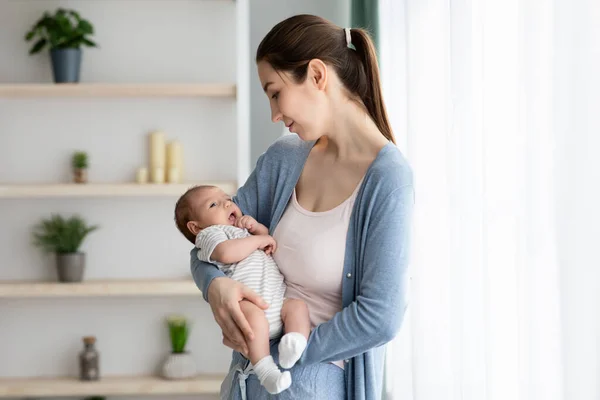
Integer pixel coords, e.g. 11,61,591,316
149,131,166,182
166,140,183,183
152,167,165,184
167,167,179,183
136,167,148,184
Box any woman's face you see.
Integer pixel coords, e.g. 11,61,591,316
257,60,328,141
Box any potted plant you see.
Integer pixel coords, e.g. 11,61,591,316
32,214,99,282
72,151,89,183
161,314,197,380
25,8,98,83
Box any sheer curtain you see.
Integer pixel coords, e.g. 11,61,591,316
379,0,565,399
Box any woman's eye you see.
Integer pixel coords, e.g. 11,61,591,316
209,202,217,208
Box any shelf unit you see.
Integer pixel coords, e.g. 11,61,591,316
0,279,200,298
0,181,237,198
0,83,236,98
0,374,225,397
0,0,251,393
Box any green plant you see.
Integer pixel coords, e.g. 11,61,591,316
32,214,99,254
72,151,89,169
25,8,98,55
167,314,190,354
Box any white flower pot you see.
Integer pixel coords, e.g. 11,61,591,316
161,352,197,380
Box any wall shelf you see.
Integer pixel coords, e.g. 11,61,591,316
0,279,201,298
0,83,236,98
0,374,225,397
0,181,236,198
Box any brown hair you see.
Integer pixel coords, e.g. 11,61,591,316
174,185,213,244
256,14,395,144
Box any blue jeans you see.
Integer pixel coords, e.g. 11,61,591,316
221,340,346,400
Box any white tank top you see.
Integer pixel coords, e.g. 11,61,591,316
272,178,363,368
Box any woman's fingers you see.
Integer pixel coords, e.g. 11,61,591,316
219,311,249,355
230,302,255,341
242,286,269,310
223,336,248,358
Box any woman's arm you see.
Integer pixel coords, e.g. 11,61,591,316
297,184,415,365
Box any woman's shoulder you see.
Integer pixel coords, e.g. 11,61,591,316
363,143,414,198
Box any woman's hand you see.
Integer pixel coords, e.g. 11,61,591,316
207,276,269,356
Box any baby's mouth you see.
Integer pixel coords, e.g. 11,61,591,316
228,212,236,224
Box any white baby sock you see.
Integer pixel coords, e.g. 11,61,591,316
278,332,307,369
253,355,292,394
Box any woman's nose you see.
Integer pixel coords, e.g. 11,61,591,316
271,106,282,123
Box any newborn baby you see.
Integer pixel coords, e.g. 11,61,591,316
174,185,310,395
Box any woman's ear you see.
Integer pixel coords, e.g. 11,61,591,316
307,59,328,91
187,221,202,236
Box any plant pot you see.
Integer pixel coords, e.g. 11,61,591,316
50,48,82,83
56,252,85,282
161,352,197,380
73,168,88,184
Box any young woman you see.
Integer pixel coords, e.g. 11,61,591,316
190,14,414,399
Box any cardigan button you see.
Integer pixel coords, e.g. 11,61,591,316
346,273,352,278
344,359,350,363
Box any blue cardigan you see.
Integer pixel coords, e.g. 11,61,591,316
190,135,414,400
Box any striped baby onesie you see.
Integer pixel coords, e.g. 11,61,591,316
195,225,286,339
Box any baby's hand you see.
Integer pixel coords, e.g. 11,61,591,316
236,215,258,232
256,235,277,255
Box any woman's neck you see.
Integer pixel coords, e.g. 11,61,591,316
318,98,389,161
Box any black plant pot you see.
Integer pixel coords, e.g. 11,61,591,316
50,48,82,83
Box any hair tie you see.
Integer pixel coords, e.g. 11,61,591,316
345,28,356,50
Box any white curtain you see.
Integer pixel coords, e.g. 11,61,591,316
378,0,575,398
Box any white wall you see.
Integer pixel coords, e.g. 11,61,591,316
248,0,350,165
0,1,238,399
554,0,600,399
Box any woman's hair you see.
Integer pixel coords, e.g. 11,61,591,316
256,14,395,144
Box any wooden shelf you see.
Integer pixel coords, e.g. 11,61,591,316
0,279,201,298
0,374,225,397
0,83,236,98
0,181,237,198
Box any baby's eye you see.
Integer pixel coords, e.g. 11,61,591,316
271,92,279,100
209,202,217,208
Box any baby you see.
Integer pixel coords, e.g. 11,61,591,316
174,185,310,394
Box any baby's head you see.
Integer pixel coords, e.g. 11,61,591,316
174,185,242,244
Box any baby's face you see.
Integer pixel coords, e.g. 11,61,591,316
192,187,242,228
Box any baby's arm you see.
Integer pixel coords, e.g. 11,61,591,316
211,235,276,264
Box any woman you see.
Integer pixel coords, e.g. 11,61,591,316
190,14,414,400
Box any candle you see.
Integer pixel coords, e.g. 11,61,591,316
166,140,183,183
136,167,148,184
149,131,166,182
152,167,165,184
167,167,179,184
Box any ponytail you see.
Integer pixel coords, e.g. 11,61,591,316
349,28,395,144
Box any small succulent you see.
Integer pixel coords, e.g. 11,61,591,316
166,314,190,354
72,151,88,169
32,214,99,254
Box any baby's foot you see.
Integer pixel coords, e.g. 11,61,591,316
278,332,307,369
254,356,292,394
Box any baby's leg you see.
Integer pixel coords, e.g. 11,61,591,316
239,300,291,394
278,298,310,369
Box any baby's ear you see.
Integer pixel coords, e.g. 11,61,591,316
187,221,201,236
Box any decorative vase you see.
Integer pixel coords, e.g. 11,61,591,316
73,168,88,184
161,352,197,380
50,48,82,83
79,336,100,381
56,252,85,282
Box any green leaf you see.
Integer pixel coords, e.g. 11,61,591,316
32,214,99,254
25,30,35,41
29,38,47,54
82,38,97,48
78,20,93,35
